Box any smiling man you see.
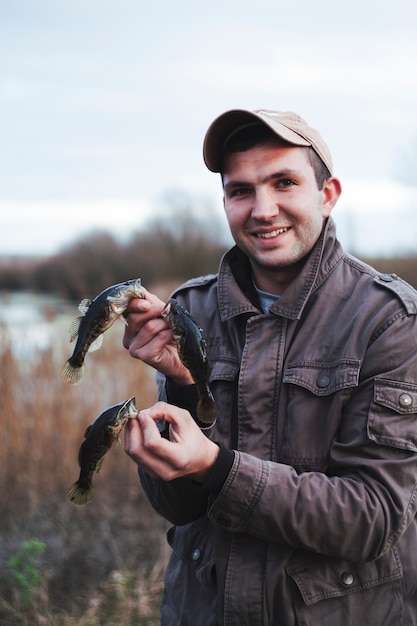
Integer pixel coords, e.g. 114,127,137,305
220,120,341,294
123,109,417,625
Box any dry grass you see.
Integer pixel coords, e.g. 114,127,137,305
0,309,170,626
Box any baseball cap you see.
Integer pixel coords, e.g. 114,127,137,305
203,108,333,175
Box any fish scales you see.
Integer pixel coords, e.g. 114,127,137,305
67,397,138,505
61,278,144,384
162,298,217,428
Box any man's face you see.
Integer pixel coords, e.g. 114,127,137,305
222,139,341,294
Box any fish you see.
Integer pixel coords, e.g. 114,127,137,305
61,278,145,384
67,397,138,505
161,298,217,428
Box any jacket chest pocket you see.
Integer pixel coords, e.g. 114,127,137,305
280,359,360,471
368,377,417,453
286,548,403,626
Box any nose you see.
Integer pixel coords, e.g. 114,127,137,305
251,187,279,221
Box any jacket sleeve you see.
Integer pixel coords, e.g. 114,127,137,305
138,375,212,525
207,311,417,562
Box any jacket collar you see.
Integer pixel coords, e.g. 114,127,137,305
218,217,344,321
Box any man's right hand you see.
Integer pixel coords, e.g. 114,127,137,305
122,288,194,386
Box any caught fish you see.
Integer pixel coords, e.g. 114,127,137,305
67,397,138,505
61,278,145,384
162,298,217,428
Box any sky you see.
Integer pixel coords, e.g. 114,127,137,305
1,0,417,258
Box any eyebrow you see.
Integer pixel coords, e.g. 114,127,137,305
223,168,302,193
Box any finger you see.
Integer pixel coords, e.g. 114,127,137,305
124,298,152,315
124,416,143,455
125,288,165,316
123,309,171,352
128,325,173,360
141,402,192,427
138,409,172,453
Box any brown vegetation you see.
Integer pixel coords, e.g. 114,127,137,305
0,315,170,625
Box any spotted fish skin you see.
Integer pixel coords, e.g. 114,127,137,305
67,397,138,505
61,279,144,384
162,298,217,428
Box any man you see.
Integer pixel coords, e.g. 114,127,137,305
123,109,417,625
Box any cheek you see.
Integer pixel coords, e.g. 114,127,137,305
224,205,244,230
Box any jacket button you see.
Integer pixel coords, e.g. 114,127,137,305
340,572,354,586
191,548,201,562
317,375,330,388
399,393,412,408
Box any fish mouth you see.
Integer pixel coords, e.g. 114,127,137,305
117,396,138,420
254,227,290,239
161,302,171,319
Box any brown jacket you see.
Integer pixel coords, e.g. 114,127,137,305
140,218,417,625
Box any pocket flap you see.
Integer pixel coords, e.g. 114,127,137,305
373,378,417,414
209,359,239,382
287,549,402,606
368,378,417,452
283,359,360,396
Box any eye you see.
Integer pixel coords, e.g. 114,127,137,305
229,186,253,198
275,178,296,189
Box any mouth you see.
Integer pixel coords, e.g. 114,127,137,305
254,227,290,239
161,302,171,318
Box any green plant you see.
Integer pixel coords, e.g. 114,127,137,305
7,538,46,610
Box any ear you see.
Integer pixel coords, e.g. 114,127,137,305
322,177,342,218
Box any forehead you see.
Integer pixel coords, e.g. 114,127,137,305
222,139,313,179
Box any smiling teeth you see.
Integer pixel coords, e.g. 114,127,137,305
257,228,289,239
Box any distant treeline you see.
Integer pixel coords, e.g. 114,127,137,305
0,211,230,301
1,210,417,301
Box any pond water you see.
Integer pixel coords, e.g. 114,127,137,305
0,291,74,359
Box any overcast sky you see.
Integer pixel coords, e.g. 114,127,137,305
1,0,417,257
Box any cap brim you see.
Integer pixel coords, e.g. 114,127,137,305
203,109,310,173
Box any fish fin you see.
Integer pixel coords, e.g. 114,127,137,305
95,457,105,474
61,361,85,384
68,317,82,342
66,481,92,505
87,333,104,353
78,299,92,315
196,395,218,428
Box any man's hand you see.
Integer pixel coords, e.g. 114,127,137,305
124,402,220,482
122,288,193,385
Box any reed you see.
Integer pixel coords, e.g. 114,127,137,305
0,319,169,625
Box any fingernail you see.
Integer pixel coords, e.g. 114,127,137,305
138,410,149,423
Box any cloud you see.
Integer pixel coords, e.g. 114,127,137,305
1,0,417,257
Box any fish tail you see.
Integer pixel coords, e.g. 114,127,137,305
66,481,93,505
61,360,85,385
196,395,218,428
